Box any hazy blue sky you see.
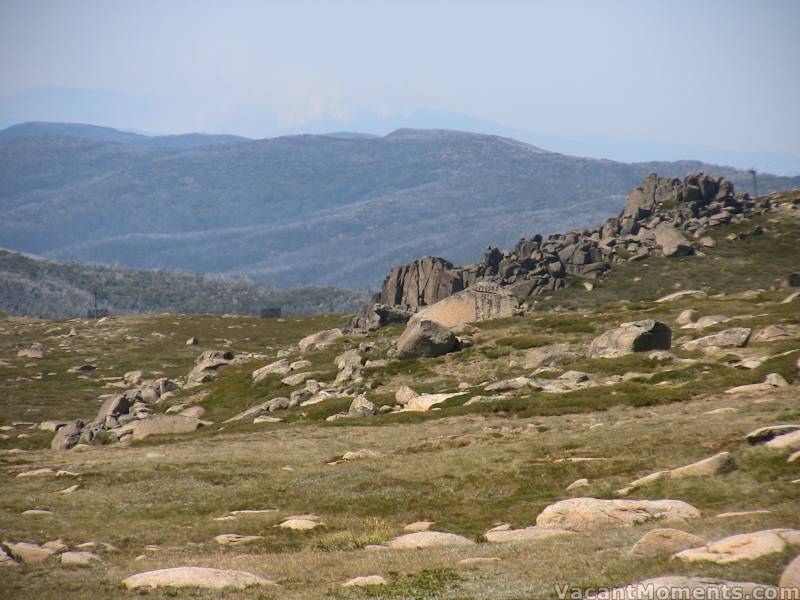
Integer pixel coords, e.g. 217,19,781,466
1,0,799,166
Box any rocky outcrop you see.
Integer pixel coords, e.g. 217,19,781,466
409,282,521,328
351,172,763,330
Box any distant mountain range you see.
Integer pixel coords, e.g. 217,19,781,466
1,121,798,290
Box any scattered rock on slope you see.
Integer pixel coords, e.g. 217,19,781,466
682,328,751,351
630,529,705,556
347,395,377,417
50,421,83,450
298,329,342,352
587,320,671,358
396,319,458,359
386,531,475,549
674,529,800,563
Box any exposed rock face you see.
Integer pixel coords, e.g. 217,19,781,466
122,567,276,590
682,328,752,351
130,415,202,440
588,320,672,358
409,282,521,329
351,172,760,330
396,319,459,359
380,256,465,310
535,498,700,532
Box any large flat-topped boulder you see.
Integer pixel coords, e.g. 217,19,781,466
535,498,700,532
122,567,276,590
131,415,202,441
409,282,521,329
386,531,474,549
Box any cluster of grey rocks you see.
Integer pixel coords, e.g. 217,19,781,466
48,348,236,450
349,172,772,331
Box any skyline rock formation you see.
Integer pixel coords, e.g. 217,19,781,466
349,172,767,331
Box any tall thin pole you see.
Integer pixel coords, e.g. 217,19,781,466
748,168,759,199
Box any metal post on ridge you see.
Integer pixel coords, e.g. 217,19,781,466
748,168,759,199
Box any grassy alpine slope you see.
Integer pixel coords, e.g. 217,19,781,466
0,191,798,598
